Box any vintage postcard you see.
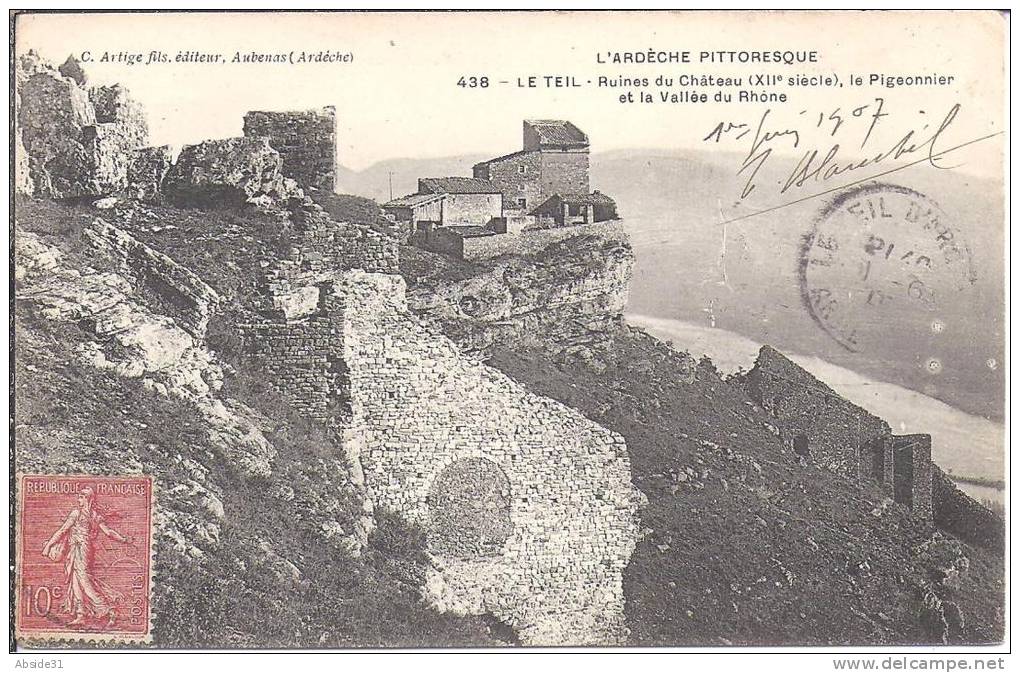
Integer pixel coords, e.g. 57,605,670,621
10,9,1008,657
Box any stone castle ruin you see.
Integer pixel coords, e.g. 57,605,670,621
14,52,644,645
745,346,934,519
239,198,644,644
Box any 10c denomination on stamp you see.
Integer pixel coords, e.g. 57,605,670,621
15,474,154,644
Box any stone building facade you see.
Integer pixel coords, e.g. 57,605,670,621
473,120,590,211
243,107,337,192
416,177,504,225
744,346,932,520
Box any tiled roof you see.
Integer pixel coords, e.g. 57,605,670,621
525,119,589,146
556,191,616,206
473,149,531,169
383,192,444,208
419,177,501,194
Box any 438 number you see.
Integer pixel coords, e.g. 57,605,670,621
457,76,489,88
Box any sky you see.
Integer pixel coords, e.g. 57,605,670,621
15,11,1006,172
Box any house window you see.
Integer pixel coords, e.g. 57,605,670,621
518,164,528,175
516,198,527,208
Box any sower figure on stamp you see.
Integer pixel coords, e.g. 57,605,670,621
41,486,132,627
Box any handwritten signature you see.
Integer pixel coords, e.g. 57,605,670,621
703,99,962,200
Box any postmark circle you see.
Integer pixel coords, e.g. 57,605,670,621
799,183,976,353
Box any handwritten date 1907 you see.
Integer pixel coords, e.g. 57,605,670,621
703,99,962,200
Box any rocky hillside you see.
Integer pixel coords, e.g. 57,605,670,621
14,197,504,648
487,335,1004,646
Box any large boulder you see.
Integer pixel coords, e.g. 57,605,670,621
16,51,148,198
164,136,304,208
127,145,174,201
87,84,150,190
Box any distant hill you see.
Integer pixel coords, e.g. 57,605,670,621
337,154,489,203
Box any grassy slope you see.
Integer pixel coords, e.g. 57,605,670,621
14,197,501,648
488,331,1004,646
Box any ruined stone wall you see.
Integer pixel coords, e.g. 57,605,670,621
239,317,347,423
892,435,933,521
745,346,891,479
243,107,337,193
237,207,397,420
331,271,644,645
745,346,934,519
236,225,643,643
82,218,220,339
264,208,398,293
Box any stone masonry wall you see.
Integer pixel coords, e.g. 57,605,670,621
539,151,590,201
238,207,397,420
459,219,626,261
745,346,934,520
259,207,398,308
893,434,933,521
746,346,891,479
240,316,348,423
331,271,644,645
238,230,644,643
473,151,543,210
243,107,337,193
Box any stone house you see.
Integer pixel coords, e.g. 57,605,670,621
473,120,590,211
384,177,504,237
531,191,618,227
380,192,445,230
744,346,933,520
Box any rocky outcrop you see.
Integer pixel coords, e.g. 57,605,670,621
405,233,633,360
16,51,148,198
164,137,304,208
58,54,87,86
16,224,274,479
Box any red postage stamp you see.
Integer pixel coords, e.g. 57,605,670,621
15,474,154,644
